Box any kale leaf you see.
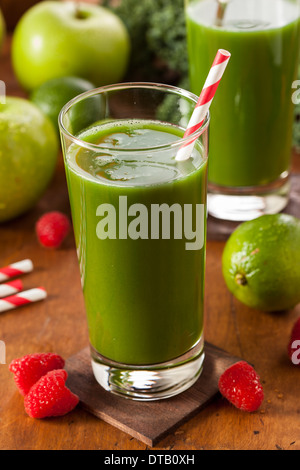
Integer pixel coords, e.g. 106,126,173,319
103,0,188,84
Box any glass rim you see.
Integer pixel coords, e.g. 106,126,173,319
58,81,210,153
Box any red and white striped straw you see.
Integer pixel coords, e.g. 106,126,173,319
0,279,23,299
0,287,47,313
0,259,33,283
176,49,231,162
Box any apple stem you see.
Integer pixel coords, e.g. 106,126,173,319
235,273,247,286
74,3,86,20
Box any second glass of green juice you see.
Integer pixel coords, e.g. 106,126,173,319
186,0,300,221
59,83,209,400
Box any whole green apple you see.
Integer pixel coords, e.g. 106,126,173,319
12,1,131,92
0,97,59,222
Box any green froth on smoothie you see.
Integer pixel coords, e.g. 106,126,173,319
68,119,205,187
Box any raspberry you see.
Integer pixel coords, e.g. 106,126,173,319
9,353,65,396
24,369,79,419
218,361,264,412
288,317,300,366
36,211,71,249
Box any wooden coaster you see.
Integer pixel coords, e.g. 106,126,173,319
207,173,300,241
65,343,241,447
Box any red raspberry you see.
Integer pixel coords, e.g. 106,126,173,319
36,211,71,249
288,317,300,366
24,369,79,419
9,353,65,396
218,361,264,412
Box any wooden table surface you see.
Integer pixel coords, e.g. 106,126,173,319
1,35,300,451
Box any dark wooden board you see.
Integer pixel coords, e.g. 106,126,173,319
207,173,300,241
65,343,242,447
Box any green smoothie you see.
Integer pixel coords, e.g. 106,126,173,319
186,0,300,187
65,119,207,365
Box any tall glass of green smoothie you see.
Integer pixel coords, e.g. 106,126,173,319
59,83,209,400
185,0,300,221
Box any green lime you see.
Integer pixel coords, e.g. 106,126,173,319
30,76,96,133
222,214,300,312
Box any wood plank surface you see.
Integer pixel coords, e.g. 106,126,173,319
1,31,300,451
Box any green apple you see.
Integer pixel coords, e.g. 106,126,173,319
0,9,6,50
11,1,131,92
0,97,59,222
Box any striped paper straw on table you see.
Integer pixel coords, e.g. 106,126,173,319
0,279,23,299
0,259,33,283
176,49,231,162
0,287,47,313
